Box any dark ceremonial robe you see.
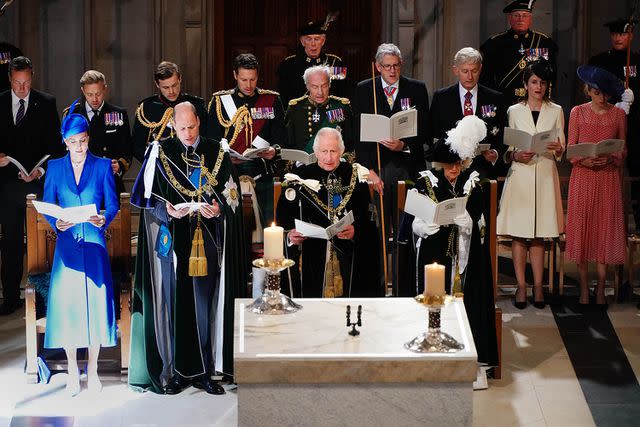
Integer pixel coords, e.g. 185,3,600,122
480,28,558,104
276,162,379,297
589,49,640,227
0,88,63,307
285,94,354,154
132,93,207,162
206,87,287,225
128,136,247,393
277,48,346,106
429,83,508,178
410,168,498,366
64,100,132,194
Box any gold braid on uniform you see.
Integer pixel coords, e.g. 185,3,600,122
158,144,225,198
136,105,175,143
295,164,358,219
213,96,253,149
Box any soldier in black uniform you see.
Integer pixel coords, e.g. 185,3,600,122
284,65,353,155
0,42,22,92
206,53,286,228
276,20,346,106
589,18,640,230
480,0,558,105
132,61,207,162
64,70,131,195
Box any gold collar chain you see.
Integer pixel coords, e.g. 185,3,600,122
158,144,224,198
301,165,358,218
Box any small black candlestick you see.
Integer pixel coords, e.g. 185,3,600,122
346,305,362,336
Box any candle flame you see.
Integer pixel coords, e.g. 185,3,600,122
271,222,276,227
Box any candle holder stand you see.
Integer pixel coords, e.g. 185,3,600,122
404,294,464,353
247,258,302,315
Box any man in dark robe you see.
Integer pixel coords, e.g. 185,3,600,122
128,102,247,395
276,127,381,297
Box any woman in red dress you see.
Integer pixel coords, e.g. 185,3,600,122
566,65,626,307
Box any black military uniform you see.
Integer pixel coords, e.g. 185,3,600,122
284,94,353,154
0,42,22,92
479,1,557,104
132,94,207,162
589,18,640,230
64,100,132,194
206,87,286,225
276,22,347,106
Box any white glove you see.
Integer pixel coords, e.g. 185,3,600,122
453,212,473,235
622,88,634,104
412,218,440,238
615,101,631,115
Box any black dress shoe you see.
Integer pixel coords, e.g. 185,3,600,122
532,299,546,309
164,374,190,395
193,376,225,395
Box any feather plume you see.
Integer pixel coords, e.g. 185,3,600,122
321,11,340,31
445,115,487,160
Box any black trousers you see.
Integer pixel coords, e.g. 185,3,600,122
0,180,42,305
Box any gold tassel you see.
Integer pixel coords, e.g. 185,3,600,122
189,224,208,277
452,259,463,297
323,248,344,298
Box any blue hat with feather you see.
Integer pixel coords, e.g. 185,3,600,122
60,99,89,140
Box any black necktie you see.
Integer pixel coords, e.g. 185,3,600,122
186,146,198,175
91,109,99,123
15,99,25,126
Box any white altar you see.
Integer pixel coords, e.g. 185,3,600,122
234,297,478,426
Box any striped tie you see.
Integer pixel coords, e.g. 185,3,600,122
15,99,25,125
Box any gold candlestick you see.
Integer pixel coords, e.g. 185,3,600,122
247,258,302,315
404,294,464,353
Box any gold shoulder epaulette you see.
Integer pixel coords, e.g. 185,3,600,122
490,31,508,40
326,53,343,62
288,94,308,106
211,89,234,96
284,54,295,61
62,106,71,118
257,88,280,96
329,95,350,105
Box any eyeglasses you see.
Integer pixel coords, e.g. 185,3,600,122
67,136,89,145
379,63,401,70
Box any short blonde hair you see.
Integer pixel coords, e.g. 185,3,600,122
80,70,106,86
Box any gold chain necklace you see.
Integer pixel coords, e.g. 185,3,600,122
158,144,224,197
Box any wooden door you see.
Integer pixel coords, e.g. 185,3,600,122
215,0,382,98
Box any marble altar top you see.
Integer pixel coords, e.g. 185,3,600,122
234,297,478,383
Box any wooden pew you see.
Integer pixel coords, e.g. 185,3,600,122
24,193,132,382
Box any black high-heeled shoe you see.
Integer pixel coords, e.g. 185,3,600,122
532,286,545,309
514,287,527,309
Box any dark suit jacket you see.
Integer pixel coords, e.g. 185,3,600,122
0,89,63,188
354,75,429,178
429,83,507,177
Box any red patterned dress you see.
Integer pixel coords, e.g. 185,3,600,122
565,103,627,264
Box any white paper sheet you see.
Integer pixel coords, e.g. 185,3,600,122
32,200,98,223
295,211,355,240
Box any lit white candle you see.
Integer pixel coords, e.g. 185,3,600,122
424,263,445,297
264,222,284,261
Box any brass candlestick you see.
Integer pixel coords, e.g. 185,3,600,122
404,294,464,353
247,258,302,314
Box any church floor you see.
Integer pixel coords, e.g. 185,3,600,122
0,296,638,426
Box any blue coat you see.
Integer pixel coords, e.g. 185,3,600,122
42,152,118,349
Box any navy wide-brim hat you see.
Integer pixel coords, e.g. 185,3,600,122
428,138,461,164
577,65,625,98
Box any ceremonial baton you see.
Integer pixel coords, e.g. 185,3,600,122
371,62,389,293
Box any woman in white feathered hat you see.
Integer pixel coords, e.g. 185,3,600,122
410,115,498,388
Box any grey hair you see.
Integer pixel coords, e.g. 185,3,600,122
312,127,345,154
453,47,483,67
375,43,402,63
431,158,472,171
303,65,331,86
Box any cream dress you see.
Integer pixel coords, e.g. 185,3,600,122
497,101,565,238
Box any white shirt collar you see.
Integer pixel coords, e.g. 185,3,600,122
381,78,399,91
182,136,201,152
11,90,30,107
458,83,478,100
86,101,104,114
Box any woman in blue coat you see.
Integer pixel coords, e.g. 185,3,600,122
42,106,118,396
